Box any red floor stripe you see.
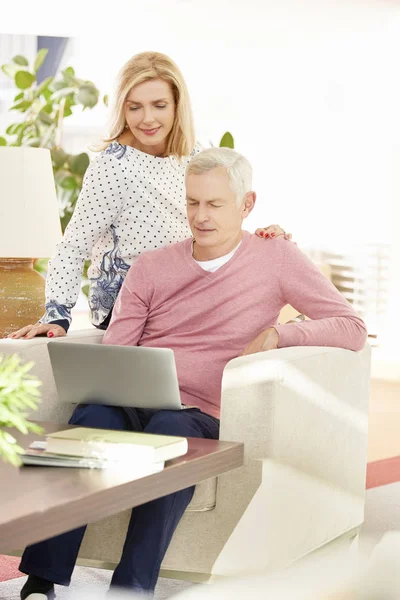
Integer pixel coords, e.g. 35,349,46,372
366,455,400,489
0,554,24,582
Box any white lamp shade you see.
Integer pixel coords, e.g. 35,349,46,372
0,146,62,257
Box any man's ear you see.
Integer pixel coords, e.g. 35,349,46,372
242,191,256,218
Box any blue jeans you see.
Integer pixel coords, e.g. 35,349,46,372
19,405,219,594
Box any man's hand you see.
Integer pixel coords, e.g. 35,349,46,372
241,327,279,356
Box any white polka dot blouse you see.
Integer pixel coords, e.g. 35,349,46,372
40,141,202,328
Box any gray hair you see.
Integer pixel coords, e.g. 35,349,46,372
186,147,252,207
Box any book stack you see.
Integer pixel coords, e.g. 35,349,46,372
21,427,188,471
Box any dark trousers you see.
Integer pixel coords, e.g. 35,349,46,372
19,404,220,594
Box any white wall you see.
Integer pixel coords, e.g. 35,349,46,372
50,0,400,252
2,0,400,250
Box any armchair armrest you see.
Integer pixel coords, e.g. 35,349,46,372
0,328,104,423
220,345,371,495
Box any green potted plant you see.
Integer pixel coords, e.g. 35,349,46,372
0,49,105,293
0,354,43,466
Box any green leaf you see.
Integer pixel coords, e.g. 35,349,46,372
10,100,32,112
0,137,7,146
41,103,53,114
51,148,68,168
64,95,75,108
34,48,48,73
34,258,49,275
34,76,53,97
55,168,69,184
63,107,73,118
6,123,23,135
3,431,18,444
59,175,78,190
13,55,29,67
2,64,17,78
13,92,24,102
76,84,99,109
52,80,67,91
38,110,53,126
219,132,234,149
25,138,41,147
27,422,44,435
16,124,34,145
103,94,109,107
69,153,90,177
43,89,52,102
51,86,77,101
60,212,71,232
15,70,35,90
63,66,75,78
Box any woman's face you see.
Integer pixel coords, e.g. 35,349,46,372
124,78,176,156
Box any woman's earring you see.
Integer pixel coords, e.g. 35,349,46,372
124,123,129,130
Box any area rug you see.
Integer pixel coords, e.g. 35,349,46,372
0,565,194,599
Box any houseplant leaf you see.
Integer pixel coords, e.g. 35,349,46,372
15,70,35,90
51,148,68,168
0,354,43,466
13,55,29,67
34,76,54,98
219,131,234,149
77,83,99,109
69,153,90,177
34,48,48,73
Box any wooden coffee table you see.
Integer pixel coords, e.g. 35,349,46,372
0,422,243,554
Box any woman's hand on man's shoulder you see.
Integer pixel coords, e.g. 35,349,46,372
255,224,293,242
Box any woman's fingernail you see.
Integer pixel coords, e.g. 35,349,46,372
265,233,270,238
271,232,275,237
259,231,264,237
48,332,54,338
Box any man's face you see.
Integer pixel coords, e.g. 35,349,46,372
186,167,254,253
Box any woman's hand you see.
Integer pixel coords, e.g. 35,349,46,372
255,224,292,241
7,323,67,340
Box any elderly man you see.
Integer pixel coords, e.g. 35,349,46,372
19,148,367,599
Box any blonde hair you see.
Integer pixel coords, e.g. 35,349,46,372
95,51,195,159
186,147,253,207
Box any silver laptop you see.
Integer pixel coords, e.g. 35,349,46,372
47,341,182,410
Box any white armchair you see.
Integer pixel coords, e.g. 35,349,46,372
0,331,371,581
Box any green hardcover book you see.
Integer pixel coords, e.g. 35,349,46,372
45,427,188,462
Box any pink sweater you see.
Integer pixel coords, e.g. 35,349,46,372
103,232,367,418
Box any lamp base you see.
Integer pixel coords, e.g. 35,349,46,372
0,258,46,339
